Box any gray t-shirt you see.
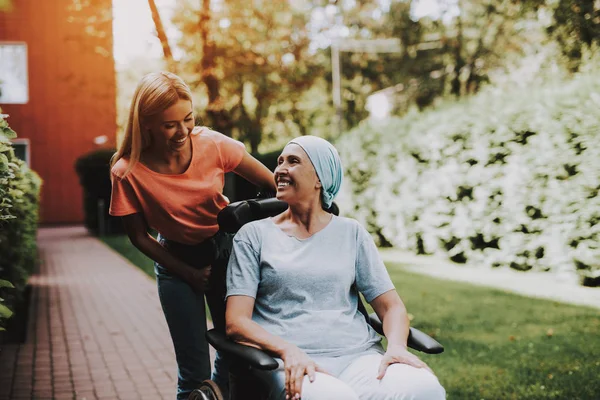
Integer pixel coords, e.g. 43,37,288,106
226,215,395,357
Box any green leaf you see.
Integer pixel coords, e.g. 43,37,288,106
0,279,14,289
0,303,13,319
0,153,8,173
0,142,11,152
0,126,16,139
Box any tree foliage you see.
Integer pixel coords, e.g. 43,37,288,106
153,0,599,151
172,0,328,151
546,0,600,71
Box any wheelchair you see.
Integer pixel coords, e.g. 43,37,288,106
189,198,444,400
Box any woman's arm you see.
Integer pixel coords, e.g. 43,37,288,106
370,290,431,378
232,152,277,192
370,290,410,348
226,295,290,355
121,213,209,291
226,295,324,399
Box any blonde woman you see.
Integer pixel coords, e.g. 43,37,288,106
109,71,276,400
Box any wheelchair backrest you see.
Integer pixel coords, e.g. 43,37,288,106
217,198,339,233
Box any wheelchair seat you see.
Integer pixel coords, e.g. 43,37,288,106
190,198,444,400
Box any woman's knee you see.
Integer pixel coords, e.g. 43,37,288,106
380,364,446,400
301,373,359,400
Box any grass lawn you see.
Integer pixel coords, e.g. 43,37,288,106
384,262,600,400
102,234,600,399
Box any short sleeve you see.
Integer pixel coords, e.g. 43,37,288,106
355,226,395,302
212,131,246,172
226,226,261,298
109,173,143,216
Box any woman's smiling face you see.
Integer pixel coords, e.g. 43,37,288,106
147,98,194,153
274,144,321,205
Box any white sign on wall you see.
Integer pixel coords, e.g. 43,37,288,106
0,42,29,104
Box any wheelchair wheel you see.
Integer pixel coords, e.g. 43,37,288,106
188,380,225,400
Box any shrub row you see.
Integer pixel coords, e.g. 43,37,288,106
75,149,125,235
0,111,41,332
336,71,600,285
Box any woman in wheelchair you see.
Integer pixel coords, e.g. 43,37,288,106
224,136,445,400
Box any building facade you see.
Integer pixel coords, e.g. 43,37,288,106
0,0,116,224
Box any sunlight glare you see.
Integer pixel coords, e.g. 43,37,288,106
112,0,178,65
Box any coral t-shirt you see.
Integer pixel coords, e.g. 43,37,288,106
109,128,245,245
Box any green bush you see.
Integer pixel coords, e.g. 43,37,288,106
0,111,42,332
75,148,124,235
337,71,600,285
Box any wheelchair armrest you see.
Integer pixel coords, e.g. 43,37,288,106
368,313,444,355
206,329,279,370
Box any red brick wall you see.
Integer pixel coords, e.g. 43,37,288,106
0,0,116,224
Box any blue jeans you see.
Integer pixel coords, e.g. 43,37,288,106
155,231,233,400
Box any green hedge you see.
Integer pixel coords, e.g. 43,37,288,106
75,148,125,235
336,71,600,285
0,111,41,331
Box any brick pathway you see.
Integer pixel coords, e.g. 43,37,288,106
0,226,186,400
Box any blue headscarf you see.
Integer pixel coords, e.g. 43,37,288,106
286,135,343,208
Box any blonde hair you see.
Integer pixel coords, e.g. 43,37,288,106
111,71,193,177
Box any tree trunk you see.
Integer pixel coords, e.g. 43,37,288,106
199,0,233,136
450,8,464,97
147,0,174,68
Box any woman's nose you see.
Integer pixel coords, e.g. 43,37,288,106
274,163,287,175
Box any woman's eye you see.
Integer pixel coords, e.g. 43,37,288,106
185,118,193,122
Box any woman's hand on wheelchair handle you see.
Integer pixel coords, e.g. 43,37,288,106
281,344,326,399
377,344,432,379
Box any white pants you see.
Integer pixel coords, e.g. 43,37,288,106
259,353,446,400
